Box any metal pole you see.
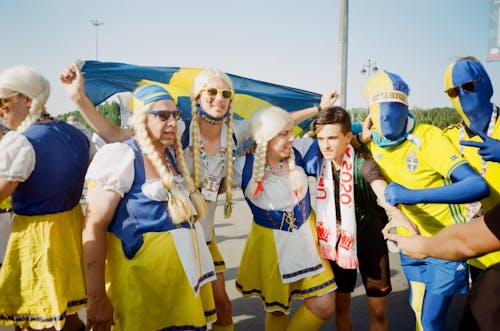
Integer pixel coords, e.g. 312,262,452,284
90,20,103,60
338,0,349,108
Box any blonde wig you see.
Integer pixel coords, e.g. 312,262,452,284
129,84,207,223
246,106,302,198
190,69,235,218
0,65,50,133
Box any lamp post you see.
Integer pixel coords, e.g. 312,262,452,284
338,0,349,108
90,20,103,60
361,58,378,77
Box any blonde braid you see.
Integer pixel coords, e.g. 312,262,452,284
16,99,44,133
223,107,234,217
190,99,202,188
245,141,267,198
173,137,208,220
131,109,194,224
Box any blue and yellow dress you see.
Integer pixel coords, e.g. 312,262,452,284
86,139,216,331
233,148,336,314
0,122,90,330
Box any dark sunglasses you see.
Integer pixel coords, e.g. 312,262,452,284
202,87,233,99
148,109,182,121
444,78,481,98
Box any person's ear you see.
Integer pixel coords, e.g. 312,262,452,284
24,96,32,108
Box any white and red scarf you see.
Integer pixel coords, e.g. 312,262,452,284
315,144,358,269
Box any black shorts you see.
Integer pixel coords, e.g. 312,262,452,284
330,249,391,297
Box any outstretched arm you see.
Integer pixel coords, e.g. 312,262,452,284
384,163,490,206
289,90,339,124
384,203,500,260
60,63,132,143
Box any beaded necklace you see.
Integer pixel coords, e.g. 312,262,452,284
265,159,284,176
38,113,54,121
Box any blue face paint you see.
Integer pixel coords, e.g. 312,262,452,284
379,102,409,140
451,60,493,130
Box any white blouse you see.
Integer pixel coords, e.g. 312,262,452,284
86,143,191,202
0,131,36,182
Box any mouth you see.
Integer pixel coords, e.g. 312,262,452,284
283,145,293,153
163,130,175,137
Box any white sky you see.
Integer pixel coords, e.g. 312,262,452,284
1,0,498,115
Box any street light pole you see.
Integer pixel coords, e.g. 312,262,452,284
338,0,349,108
361,59,378,77
90,20,103,60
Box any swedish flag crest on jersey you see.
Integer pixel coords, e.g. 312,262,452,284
405,151,418,172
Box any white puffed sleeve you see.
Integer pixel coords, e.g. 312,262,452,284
0,131,36,182
85,143,135,197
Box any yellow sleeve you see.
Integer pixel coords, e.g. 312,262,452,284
419,125,467,179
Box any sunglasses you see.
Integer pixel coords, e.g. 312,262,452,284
202,87,233,99
0,92,20,109
444,78,481,98
148,109,182,121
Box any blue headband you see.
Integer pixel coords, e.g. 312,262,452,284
132,85,174,111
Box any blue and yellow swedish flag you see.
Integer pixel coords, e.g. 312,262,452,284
80,60,321,133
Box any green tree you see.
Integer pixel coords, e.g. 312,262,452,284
57,101,121,131
346,107,461,129
97,101,121,127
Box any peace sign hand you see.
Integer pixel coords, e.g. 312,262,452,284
459,124,500,163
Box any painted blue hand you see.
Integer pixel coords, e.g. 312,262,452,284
460,124,500,163
385,182,412,206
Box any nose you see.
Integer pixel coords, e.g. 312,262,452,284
166,114,177,126
213,92,225,102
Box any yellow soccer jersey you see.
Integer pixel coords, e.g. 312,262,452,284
444,119,500,212
369,124,468,237
444,119,500,269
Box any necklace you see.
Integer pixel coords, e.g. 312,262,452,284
200,140,227,171
38,113,54,121
265,159,284,176
198,108,228,125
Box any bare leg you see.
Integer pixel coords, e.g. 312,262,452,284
335,292,352,331
212,272,233,327
287,292,335,331
367,296,388,331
